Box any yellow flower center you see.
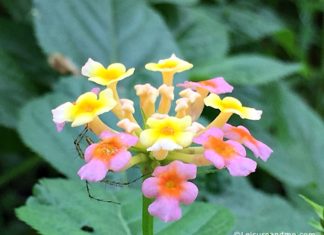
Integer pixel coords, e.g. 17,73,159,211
158,60,178,69
96,67,124,82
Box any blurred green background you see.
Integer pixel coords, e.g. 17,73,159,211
0,0,323,234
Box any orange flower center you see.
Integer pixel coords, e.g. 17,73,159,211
92,137,122,163
200,80,217,88
160,126,175,136
205,136,235,159
232,127,257,144
158,169,184,197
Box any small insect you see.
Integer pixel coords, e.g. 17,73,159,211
74,127,145,204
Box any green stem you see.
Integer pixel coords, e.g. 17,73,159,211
142,193,154,235
142,165,154,235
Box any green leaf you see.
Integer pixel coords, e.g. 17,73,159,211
258,84,324,194
206,178,315,232
205,3,285,45
16,178,234,235
0,50,36,128
18,78,93,178
33,0,179,68
300,195,324,219
164,7,228,65
1,0,32,23
0,18,56,86
191,54,300,85
149,0,198,5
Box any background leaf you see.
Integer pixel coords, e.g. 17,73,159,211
16,178,234,235
205,177,315,232
0,49,36,128
33,0,179,68
191,54,300,85
164,7,228,65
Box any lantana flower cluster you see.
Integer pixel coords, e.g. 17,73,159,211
52,54,272,222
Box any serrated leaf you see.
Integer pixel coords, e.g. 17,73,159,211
33,0,179,68
16,179,234,235
206,178,315,232
0,50,36,128
191,54,300,85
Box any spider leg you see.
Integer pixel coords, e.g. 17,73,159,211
101,173,151,187
74,126,89,159
86,181,120,205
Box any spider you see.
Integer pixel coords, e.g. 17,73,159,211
74,126,146,204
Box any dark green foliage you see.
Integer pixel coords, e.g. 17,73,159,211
0,0,322,234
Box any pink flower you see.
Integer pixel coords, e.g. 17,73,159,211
177,77,233,94
193,127,256,176
77,131,138,182
142,160,198,222
222,124,273,161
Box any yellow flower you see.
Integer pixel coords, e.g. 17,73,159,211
145,54,193,73
204,94,262,120
81,58,134,86
145,54,193,86
52,89,116,127
140,116,194,151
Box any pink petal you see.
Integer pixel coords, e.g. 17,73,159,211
84,144,97,162
152,165,168,177
202,77,233,94
222,124,241,141
226,140,246,157
90,87,100,95
255,141,273,161
108,150,131,171
77,159,108,182
148,197,181,222
193,127,223,145
177,81,195,89
204,149,225,169
55,122,65,132
99,130,116,140
142,177,159,198
179,182,198,205
226,157,257,176
118,133,138,147
173,160,197,180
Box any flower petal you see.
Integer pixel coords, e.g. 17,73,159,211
77,159,108,182
147,138,182,151
108,150,131,172
84,144,97,162
81,58,104,77
148,197,181,222
52,102,73,123
226,157,257,176
172,160,197,180
140,129,158,147
204,149,225,169
142,177,159,198
179,182,198,205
